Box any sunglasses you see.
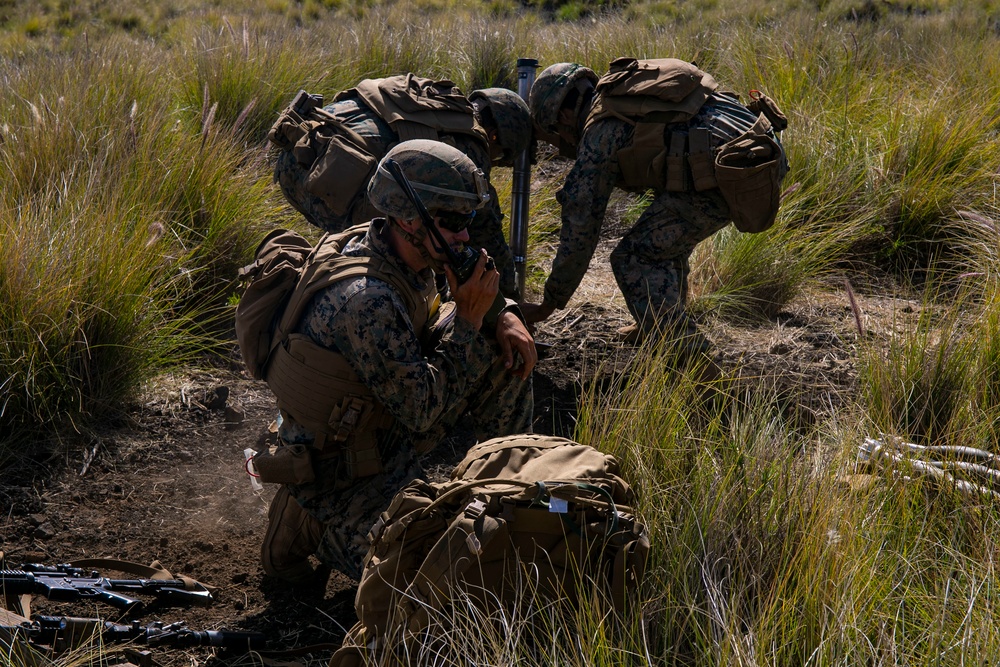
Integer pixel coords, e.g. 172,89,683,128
435,210,476,233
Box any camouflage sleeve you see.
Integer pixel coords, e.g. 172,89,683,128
301,277,495,433
543,120,632,309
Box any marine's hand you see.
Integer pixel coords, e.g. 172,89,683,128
519,300,557,325
496,311,536,380
447,249,499,330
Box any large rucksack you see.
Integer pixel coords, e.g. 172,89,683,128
329,434,650,666
587,57,789,233
267,76,488,227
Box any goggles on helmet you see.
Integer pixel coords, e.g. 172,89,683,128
434,209,476,233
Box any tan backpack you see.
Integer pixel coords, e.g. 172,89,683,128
346,73,487,145
329,434,650,666
268,92,379,222
586,57,788,233
267,77,489,227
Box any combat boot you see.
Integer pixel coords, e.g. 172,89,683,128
615,323,644,345
261,485,323,585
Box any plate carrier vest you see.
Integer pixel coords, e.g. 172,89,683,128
264,223,439,477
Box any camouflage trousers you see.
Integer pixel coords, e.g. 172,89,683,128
273,150,518,298
610,188,731,348
287,354,533,580
610,190,729,344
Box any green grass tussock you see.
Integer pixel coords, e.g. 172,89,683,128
0,34,279,440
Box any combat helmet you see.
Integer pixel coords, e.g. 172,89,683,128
528,62,598,135
468,88,533,167
368,139,491,221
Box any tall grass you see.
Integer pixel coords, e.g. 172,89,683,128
572,339,1000,665
6,1,1000,664
0,35,281,441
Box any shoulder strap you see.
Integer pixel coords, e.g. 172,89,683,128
269,223,426,353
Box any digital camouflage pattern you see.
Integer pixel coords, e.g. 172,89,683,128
278,220,533,578
543,95,773,345
274,95,518,297
366,138,490,219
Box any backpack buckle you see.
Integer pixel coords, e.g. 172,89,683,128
464,498,487,520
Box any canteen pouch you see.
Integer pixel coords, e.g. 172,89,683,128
714,115,782,233
253,444,316,485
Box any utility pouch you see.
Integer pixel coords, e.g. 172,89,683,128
326,396,386,480
746,90,788,132
616,122,666,191
253,444,316,485
617,145,666,191
715,114,782,234
304,132,378,217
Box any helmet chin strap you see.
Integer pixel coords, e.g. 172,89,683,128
392,218,447,274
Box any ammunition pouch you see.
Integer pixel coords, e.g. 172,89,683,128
616,125,718,193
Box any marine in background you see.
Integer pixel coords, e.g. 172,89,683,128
519,59,788,358
268,74,533,299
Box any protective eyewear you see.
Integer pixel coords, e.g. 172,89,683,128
435,210,476,233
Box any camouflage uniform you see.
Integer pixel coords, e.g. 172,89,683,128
544,95,765,347
274,95,517,298
277,219,533,579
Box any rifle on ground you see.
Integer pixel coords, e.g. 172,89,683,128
4,614,266,654
1,563,214,615
510,57,539,300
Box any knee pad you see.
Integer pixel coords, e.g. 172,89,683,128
261,485,323,583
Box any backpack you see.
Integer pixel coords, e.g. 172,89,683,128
234,223,425,382
586,57,789,233
329,434,650,666
346,73,487,144
234,228,315,381
267,76,488,228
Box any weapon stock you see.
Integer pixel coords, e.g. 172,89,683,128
510,57,539,300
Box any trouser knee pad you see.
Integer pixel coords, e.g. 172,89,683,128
261,485,323,583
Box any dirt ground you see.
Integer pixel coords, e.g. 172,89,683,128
0,231,920,666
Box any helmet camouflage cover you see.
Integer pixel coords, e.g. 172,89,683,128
468,87,533,167
528,62,598,134
367,139,491,220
